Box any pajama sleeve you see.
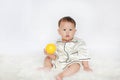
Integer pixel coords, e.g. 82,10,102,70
76,39,91,61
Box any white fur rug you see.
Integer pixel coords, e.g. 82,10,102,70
0,52,120,80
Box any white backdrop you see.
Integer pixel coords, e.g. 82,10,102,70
0,0,120,80
0,0,120,55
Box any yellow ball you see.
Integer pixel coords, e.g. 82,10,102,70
45,43,56,54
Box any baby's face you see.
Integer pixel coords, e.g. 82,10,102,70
58,21,76,42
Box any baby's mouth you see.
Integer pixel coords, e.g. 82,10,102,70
66,35,70,37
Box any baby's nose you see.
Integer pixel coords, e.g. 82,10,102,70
66,30,69,34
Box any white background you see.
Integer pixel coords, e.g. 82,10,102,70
0,0,120,56
0,0,120,80
0,0,120,58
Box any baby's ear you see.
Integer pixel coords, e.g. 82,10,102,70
57,29,60,35
75,29,77,32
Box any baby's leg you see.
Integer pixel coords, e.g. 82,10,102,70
44,56,53,69
56,63,80,80
82,61,92,71
37,56,52,71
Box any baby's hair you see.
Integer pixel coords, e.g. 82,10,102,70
58,16,76,27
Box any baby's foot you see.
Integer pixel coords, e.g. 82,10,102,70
56,75,63,80
84,67,92,72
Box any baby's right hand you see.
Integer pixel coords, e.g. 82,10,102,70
44,49,56,60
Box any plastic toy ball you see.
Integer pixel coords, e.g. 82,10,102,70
45,43,56,55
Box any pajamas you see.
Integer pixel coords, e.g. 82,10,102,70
52,37,90,70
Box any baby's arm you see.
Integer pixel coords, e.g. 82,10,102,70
82,61,92,71
47,54,56,60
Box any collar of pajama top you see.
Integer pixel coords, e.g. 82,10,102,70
56,37,78,43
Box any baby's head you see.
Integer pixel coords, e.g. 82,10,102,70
58,16,76,27
58,16,76,42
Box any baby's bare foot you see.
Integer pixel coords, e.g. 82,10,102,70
56,75,63,80
84,67,92,71
56,76,62,80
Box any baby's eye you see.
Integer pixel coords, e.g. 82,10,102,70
63,29,66,31
69,29,72,31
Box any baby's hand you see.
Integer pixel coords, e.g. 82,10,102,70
44,49,56,60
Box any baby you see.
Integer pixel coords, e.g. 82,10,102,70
43,16,92,80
